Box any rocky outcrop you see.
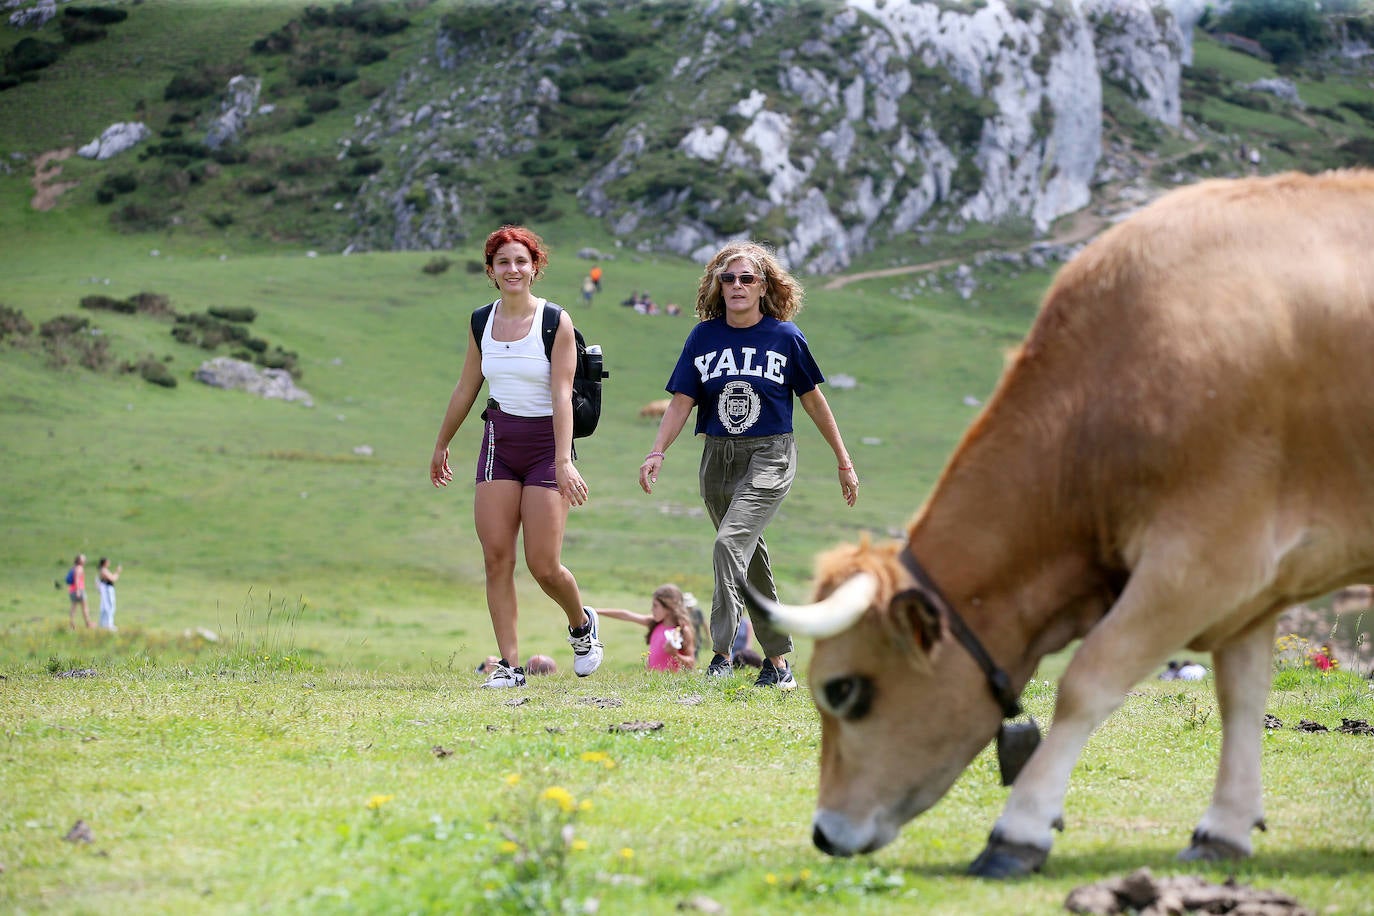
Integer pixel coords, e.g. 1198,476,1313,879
194,357,313,407
344,0,1206,273
77,122,151,160
7,0,57,29
204,76,263,150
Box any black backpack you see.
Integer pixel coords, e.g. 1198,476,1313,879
471,301,607,439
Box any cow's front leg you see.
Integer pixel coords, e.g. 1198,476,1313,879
1179,616,1275,862
966,686,1106,878
969,567,1199,878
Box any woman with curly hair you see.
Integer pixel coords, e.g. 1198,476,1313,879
596,584,698,672
636,241,858,689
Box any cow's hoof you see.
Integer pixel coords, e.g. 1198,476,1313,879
967,832,1049,879
1177,829,1249,862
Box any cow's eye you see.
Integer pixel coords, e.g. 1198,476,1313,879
822,675,874,721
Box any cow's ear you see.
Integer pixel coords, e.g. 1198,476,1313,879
891,588,943,653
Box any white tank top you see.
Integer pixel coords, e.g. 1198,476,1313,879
481,300,553,417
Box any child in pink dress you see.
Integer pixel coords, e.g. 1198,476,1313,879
595,584,697,672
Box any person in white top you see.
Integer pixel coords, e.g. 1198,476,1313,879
429,225,604,688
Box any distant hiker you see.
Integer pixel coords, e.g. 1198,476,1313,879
429,224,605,689
582,274,595,307
66,554,91,629
589,264,602,292
97,557,122,631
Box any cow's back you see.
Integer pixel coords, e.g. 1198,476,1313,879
973,170,1374,589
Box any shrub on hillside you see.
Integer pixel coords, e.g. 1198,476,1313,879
81,294,135,314
110,203,168,232
4,38,63,76
422,257,452,275
103,172,138,194
354,43,389,66
164,70,218,102
258,347,300,377
0,305,33,342
136,356,177,388
252,23,298,54
305,93,340,114
129,292,175,317
39,316,111,372
241,176,277,195
59,17,107,44
350,156,383,176
1339,99,1374,123
64,6,129,25
211,148,248,166
208,306,257,323
40,315,90,339
294,64,357,89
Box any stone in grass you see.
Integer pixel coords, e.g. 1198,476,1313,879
609,721,664,733
64,820,94,844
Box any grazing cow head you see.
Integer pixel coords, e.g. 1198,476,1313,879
769,538,1011,856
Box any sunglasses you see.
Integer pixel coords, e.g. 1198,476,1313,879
719,272,760,286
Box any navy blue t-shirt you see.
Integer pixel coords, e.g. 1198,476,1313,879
666,316,825,437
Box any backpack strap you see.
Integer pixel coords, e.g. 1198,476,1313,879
540,301,564,361
470,301,497,347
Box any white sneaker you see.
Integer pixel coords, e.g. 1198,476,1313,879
568,606,604,677
481,661,526,688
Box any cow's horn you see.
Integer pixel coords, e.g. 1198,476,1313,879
742,572,879,638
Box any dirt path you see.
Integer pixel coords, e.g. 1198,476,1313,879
31,148,78,211
822,139,1214,291
820,207,1107,291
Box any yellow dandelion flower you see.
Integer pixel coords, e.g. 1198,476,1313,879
499,840,519,854
580,751,608,763
601,758,617,769
541,786,577,813
765,873,778,885
579,799,594,812
799,869,812,880
365,794,395,810
571,839,589,852
618,847,634,860
503,773,521,786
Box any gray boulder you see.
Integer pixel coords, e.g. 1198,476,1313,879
204,76,263,150
194,357,314,407
77,122,152,160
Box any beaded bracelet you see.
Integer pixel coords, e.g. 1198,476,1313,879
646,451,665,461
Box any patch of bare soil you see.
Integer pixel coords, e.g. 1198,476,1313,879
31,147,78,211
1066,868,1313,915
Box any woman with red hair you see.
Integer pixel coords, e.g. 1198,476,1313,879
430,225,604,688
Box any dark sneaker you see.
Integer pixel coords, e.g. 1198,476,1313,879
481,660,527,689
754,659,797,690
568,606,604,677
706,653,733,677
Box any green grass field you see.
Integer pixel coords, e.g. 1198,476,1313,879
4,10,1374,914
2,203,1372,915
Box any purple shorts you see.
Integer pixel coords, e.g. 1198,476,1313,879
476,407,558,490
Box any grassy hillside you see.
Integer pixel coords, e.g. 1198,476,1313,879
0,214,1033,670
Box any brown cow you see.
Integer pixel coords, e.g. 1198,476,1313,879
639,398,671,419
752,170,1374,877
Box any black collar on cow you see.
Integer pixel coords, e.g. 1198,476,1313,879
898,548,1041,786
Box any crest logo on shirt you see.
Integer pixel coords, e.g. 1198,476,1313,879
717,380,761,434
